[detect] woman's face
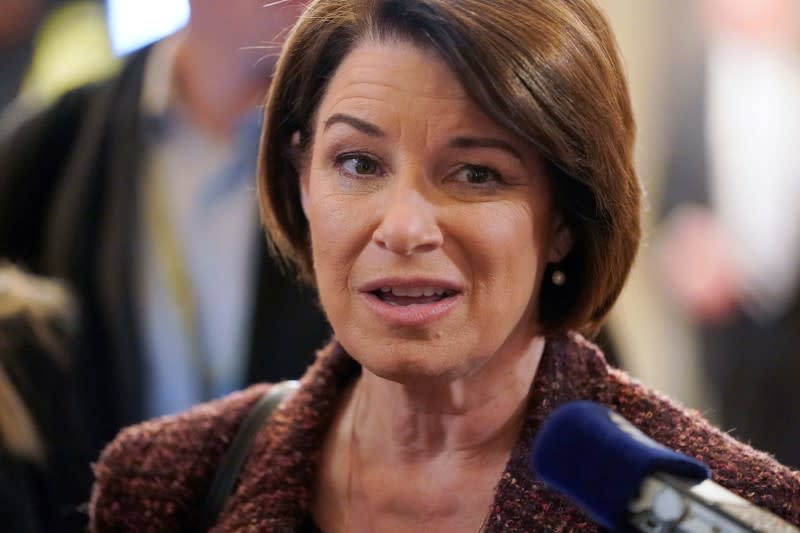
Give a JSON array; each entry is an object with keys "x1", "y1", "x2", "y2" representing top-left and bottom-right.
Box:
[{"x1": 300, "y1": 40, "x2": 570, "y2": 382}]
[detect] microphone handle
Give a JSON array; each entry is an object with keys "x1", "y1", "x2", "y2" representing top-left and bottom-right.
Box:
[{"x1": 627, "y1": 472, "x2": 800, "y2": 533}]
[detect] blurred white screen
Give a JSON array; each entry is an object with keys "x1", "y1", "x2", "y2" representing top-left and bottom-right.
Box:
[{"x1": 107, "y1": 0, "x2": 190, "y2": 56}]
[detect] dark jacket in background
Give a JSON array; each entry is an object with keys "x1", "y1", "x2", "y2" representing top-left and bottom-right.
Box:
[
  {"x1": 0, "y1": 45, "x2": 330, "y2": 464},
  {"x1": 90, "y1": 334, "x2": 800, "y2": 532}
]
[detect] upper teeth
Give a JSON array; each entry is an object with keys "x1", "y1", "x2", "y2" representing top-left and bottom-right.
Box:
[{"x1": 380, "y1": 287, "x2": 447, "y2": 297}]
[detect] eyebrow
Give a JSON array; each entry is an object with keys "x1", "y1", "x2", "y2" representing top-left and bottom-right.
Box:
[
  {"x1": 323, "y1": 113, "x2": 385, "y2": 137},
  {"x1": 322, "y1": 113, "x2": 523, "y2": 161},
  {"x1": 450, "y1": 137, "x2": 523, "y2": 161}
]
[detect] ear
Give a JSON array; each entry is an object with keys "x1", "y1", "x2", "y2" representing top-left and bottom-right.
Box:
[{"x1": 548, "y1": 215, "x2": 573, "y2": 263}]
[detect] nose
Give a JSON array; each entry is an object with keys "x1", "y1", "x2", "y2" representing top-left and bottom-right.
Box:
[{"x1": 372, "y1": 180, "x2": 443, "y2": 256}]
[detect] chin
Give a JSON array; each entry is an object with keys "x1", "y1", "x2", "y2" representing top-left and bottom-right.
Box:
[
  {"x1": 367, "y1": 363, "x2": 474, "y2": 386},
  {"x1": 347, "y1": 337, "x2": 484, "y2": 384}
]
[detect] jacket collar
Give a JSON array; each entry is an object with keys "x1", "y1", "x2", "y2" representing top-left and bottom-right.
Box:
[{"x1": 223, "y1": 334, "x2": 608, "y2": 532}]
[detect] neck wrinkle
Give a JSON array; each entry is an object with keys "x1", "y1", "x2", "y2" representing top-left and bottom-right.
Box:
[{"x1": 353, "y1": 336, "x2": 545, "y2": 462}]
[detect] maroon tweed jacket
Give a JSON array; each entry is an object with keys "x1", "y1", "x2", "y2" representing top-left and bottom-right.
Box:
[{"x1": 90, "y1": 333, "x2": 800, "y2": 532}]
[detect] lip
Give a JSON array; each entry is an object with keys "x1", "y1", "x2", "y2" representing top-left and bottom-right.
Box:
[
  {"x1": 358, "y1": 277, "x2": 464, "y2": 294},
  {"x1": 357, "y1": 276, "x2": 464, "y2": 327}
]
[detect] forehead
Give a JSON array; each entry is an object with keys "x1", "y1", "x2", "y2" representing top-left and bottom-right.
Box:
[
  {"x1": 316, "y1": 39, "x2": 497, "y2": 130},
  {"x1": 329, "y1": 39, "x2": 466, "y2": 97},
  {"x1": 320, "y1": 40, "x2": 480, "y2": 121}
]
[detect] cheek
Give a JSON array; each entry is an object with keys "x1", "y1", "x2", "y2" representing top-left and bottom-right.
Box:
[
  {"x1": 307, "y1": 196, "x2": 352, "y2": 280},
  {"x1": 304, "y1": 178, "x2": 376, "y2": 309},
  {"x1": 459, "y1": 201, "x2": 549, "y2": 317}
]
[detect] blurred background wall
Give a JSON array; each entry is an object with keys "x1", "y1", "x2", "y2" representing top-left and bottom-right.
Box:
[
  {"x1": 603, "y1": 0, "x2": 800, "y2": 472},
  {"x1": 599, "y1": 0, "x2": 713, "y2": 414}
]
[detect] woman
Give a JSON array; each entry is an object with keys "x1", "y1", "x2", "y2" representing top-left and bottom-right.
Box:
[{"x1": 89, "y1": 0, "x2": 800, "y2": 531}]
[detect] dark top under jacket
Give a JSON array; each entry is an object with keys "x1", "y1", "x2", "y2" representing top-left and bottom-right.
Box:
[{"x1": 90, "y1": 333, "x2": 800, "y2": 532}]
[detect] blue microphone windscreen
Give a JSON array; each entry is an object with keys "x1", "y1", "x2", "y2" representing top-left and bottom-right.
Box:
[{"x1": 531, "y1": 401, "x2": 710, "y2": 530}]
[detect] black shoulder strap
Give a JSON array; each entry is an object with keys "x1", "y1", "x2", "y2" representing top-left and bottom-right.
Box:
[{"x1": 200, "y1": 380, "x2": 300, "y2": 531}]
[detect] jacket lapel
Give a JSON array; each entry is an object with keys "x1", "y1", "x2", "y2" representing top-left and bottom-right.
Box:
[
  {"x1": 97, "y1": 48, "x2": 150, "y2": 427},
  {"x1": 223, "y1": 336, "x2": 607, "y2": 531},
  {"x1": 43, "y1": 48, "x2": 152, "y2": 437}
]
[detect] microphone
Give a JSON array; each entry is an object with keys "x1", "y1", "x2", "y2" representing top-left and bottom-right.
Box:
[{"x1": 531, "y1": 401, "x2": 800, "y2": 532}]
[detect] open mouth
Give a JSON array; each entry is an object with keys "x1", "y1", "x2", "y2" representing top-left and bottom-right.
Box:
[{"x1": 370, "y1": 286, "x2": 458, "y2": 306}]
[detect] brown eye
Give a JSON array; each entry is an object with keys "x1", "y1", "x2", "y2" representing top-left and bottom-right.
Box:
[
  {"x1": 354, "y1": 157, "x2": 377, "y2": 174},
  {"x1": 458, "y1": 165, "x2": 501, "y2": 186},
  {"x1": 338, "y1": 155, "x2": 382, "y2": 176},
  {"x1": 465, "y1": 166, "x2": 493, "y2": 184}
]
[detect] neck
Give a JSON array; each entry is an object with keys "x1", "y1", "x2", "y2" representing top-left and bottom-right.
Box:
[
  {"x1": 172, "y1": 25, "x2": 271, "y2": 137},
  {"x1": 312, "y1": 336, "x2": 546, "y2": 532},
  {"x1": 355, "y1": 335, "x2": 545, "y2": 460}
]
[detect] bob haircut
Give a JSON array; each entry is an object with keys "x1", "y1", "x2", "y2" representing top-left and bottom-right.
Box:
[{"x1": 259, "y1": 0, "x2": 641, "y2": 337}]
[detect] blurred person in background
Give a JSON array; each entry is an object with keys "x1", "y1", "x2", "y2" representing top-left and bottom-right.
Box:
[
  {"x1": 0, "y1": 0, "x2": 329, "y2": 463},
  {"x1": 657, "y1": 0, "x2": 800, "y2": 466},
  {"x1": 0, "y1": 264, "x2": 90, "y2": 532}
]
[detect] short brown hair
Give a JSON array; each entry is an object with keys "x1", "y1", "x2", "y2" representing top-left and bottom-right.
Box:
[{"x1": 259, "y1": 0, "x2": 641, "y2": 336}]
